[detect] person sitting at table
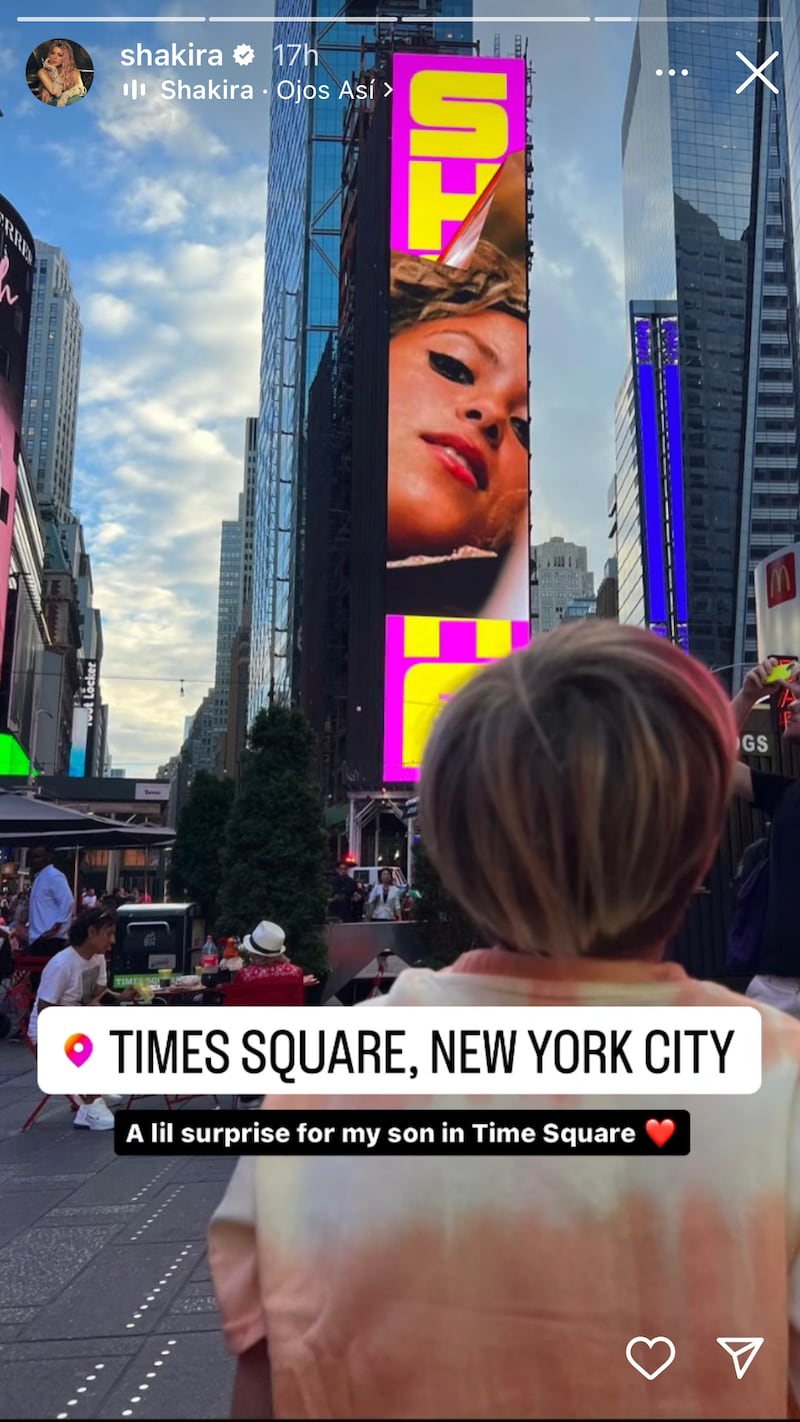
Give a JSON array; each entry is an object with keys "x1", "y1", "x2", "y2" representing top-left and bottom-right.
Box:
[
  {"x1": 233, "y1": 922, "x2": 318, "y2": 1107},
  {"x1": 27, "y1": 844, "x2": 74, "y2": 958},
  {"x1": 27, "y1": 907, "x2": 137, "y2": 1131},
  {"x1": 232, "y1": 921, "x2": 317, "y2": 1007}
]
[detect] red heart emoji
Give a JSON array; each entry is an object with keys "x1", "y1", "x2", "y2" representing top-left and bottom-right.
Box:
[{"x1": 646, "y1": 1118, "x2": 676, "y2": 1148}]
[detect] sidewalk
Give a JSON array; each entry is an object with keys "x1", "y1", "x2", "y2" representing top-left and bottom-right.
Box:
[{"x1": 0, "y1": 1041, "x2": 236, "y2": 1420}]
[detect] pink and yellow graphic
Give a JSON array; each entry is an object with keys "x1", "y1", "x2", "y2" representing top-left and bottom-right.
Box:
[
  {"x1": 384, "y1": 615, "x2": 530, "y2": 783},
  {"x1": 390, "y1": 54, "x2": 527, "y2": 261}
]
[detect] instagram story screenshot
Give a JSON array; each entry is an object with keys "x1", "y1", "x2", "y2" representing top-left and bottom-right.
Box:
[{"x1": 0, "y1": 0, "x2": 799, "y2": 1418}]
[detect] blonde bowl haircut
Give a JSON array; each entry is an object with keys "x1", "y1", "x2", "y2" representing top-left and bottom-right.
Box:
[
  {"x1": 390, "y1": 240, "x2": 527, "y2": 337},
  {"x1": 418, "y1": 621, "x2": 738, "y2": 960}
]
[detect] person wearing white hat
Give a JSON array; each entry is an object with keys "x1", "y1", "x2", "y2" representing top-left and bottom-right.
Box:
[
  {"x1": 231, "y1": 921, "x2": 318, "y2": 1107},
  {"x1": 233, "y1": 921, "x2": 307, "y2": 1005}
]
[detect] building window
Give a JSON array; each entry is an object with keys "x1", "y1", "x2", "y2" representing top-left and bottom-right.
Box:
[{"x1": 0, "y1": 490, "x2": 9, "y2": 524}]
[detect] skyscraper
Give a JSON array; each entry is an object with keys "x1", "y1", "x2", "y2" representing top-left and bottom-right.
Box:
[
  {"x1": 0, "y1": 193, "x2": 35, "y2": 704},
  {"x1": 249, "y1": 0, "x2": 472, "y2": 722},
  {"x1": 212, "y1": 517, "x2": 243, "y2": 738},
  {"x1": 21, "y1": 242, "x2": 82, "y2": 522},
  {"x1": 212, "y1": 419, "x2": 257, "y2": 740},
  {"x1": 240, "y1": 416, "x2": 257, "y2": 611},
  {"x1": 619, "y1": 0, "x2": 800, "y2": 680},
  {"x1": 531, "y1": 537, "x2": 595, "y2": 635},
  {"x1": 782, "y1": 0, "x2": 800, "y2": 356}
]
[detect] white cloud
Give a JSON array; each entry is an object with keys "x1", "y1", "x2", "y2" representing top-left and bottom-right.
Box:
[
  {"x1": 69, "y1": 170, "x2": 264, "y2": 771},
  {"x1": 84, "y1": 292, "x2": 137, "y2": 335},
  {"x1": 552, "y1": 155, "x2": 626, "y2": 302},
  {"x1": 122, "y1": 175, "x2": 189, "y2": 232},
  {"x1": 96, "y1": 82, "x2": 227, "y2": 158}
]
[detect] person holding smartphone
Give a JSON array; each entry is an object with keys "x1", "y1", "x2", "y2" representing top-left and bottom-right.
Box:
[{"x1": 27, "y1": 907, "x2": 137, "y2": 1131}]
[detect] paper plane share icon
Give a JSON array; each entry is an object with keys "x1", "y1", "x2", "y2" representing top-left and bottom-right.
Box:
[{"x1": 716, "y1": 1337, "x2": 764, "y2": 1379}]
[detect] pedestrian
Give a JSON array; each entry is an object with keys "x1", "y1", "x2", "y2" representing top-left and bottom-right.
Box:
[
  {"x1": 27, "y1": 844, "x2": 74, "y2": 958},
  {"x1": 327, "y1": 865, "x2": 357, "y2": 922},
  {"x1": 208, "y1": 621, "x2": 800, "y2": 1420},
  {"x1": 28, "y1": 907, "x2": 137, "y2": 1130},
  {"x1": 80, "y1": 884, "x2": 98, "y2": 910},
  {"x1": 350, "y1": 878, "x2": 366, "y2": 922},
  {"x1": 729, "y1": 656, "x2": 800, "y2": 1017},
  {"x1": 366, "y1": 869, "x2": 402, "y2": 922}
]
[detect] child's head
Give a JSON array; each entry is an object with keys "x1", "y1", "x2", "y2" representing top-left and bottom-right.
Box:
[{"x1": 419, "y1": 621, "x2": 737, "y2": 960}]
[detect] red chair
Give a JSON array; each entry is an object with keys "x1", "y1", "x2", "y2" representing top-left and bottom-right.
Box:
[
  {"x1": 218, "y1": 971, "x2": 306, "y2": 1008},
  {"x1": 21, "y1": 1032, "x2": 80, "y2": 1133},
  {"x1": 123, "y1": 1092, "x2": 221, "y2": 1110}
]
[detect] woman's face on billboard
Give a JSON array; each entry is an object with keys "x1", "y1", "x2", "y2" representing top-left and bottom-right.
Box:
[{"x1": 388, "y1": 309, "x2": 529, "y2": 560}]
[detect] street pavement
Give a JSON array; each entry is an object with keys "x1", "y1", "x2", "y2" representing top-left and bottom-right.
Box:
[{"x1": 0, "y1": 1040, "x2": 237, "y2": 1420}]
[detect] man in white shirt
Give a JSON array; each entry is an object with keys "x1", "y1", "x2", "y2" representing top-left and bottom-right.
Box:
[
  {"x1": 28, "y1": 844, "x2": 75, "y2": 958},
  {"x1": 367, "y1": 870, "x2": 403, "y2": 922},
  {"x1": 28, "y1": 907, "x2": 136, "y2": 1130}
]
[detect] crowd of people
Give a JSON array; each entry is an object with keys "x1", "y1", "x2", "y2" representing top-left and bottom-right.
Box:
[{"x1": 327, "y1": 865, "x2": 412, "y2": 922}]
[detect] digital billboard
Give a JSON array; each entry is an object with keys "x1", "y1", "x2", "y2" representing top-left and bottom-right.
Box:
[
  {"x1": 385, "y1": 54, "x2": 530, "y2": 783},
  {"x1": 630, "y1": 306, "x2": 689, "y2": 652},
  {"x1": 69, "y1": 705, "x2": 89, "y2": 777},
  {"x1": 0, "y1": 196, "x2": 34, "y2": 665}
]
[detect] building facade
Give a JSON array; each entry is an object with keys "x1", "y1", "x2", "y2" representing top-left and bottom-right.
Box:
[
  {"x1": 531, "y1": 537, "x2": 595, "y2": 635},
  {"x1": 54, "y1": 514, "x2": 106, "y2": 777},
  {"x1": 21, "y1": 242, "x2": 82, "y2": 523},
  {"x1": 596, "y1": 557, "x2": 619, "y2": 620},
  {"x1": 212, "y1": 517, "x2": 244, "y2": 737},
  {"x1": 620, "y1": 0, "x2": 800, "y2": 679},
  {"x1": 782, "y1": 0, "x2": 800, "y2": 360},
  {"x1": 241, "y1": 417, "x2": 257, "y2": 610},
  {"x1": 211, "y1": 417, "x2": 257, "y2": 765},
  {"x1": 614, "y1": 362, "x2": 647, "y2": 628},
  {"x1": 249, "y1": 0, "x2": 472, "y2": 722},
  {"x1": 0, "y1": 440, "x2": 49, "y2": 764},
  {"x1": 0, "y1": 194, "x2": 35, "y2": 666}
]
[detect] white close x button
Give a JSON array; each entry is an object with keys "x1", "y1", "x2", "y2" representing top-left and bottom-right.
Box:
[{"x1": 735, "y1": 50, "x2": 780, "y2": 95}]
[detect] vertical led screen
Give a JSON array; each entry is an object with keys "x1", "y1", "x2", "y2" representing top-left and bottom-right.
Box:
[
  {"x1": 631, "y1": 306, "x2": 689, "y2": 653},
  {"x1": 385, "y1": 54, "x2": 531, "y2": 783},
  {"x1": 0, "y1": 197, "x2": 34, "y2": 664}
]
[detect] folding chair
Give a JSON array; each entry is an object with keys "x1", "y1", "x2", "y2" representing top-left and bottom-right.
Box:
[
  {"x1": 123, "y1": 1093, "x2": 221, "y2": 1110},
  {"x1": 21, "y1": 1032, "x2": 80, "y2": 1133}
]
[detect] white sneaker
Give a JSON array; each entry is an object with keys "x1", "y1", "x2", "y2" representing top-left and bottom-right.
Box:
[
  {"x1": 104, "y1": 1095, "x2": 124, "y2": 1107},
  {"x1": 74, "y1": 1101, "x2": 115, "y2": 1131}
]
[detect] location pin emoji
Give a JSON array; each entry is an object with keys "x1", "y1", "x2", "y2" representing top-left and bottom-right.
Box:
[{"x1": 64, "y1": 1033, "x2": 93, "y2": 1067}]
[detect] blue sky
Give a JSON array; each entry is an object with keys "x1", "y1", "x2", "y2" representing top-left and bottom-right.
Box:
[{"x1": 0, "y1": 1, "x2": 634, "y2": 775}]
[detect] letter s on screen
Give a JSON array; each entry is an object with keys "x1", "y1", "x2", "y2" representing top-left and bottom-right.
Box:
[{"x1": 409, "y1": 71, "x2": 509, "y2": 158}]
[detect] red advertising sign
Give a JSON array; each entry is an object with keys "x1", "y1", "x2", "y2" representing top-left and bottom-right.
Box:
[{"x1": 766, "y1": 550, "x2": 797, "y2": 608}]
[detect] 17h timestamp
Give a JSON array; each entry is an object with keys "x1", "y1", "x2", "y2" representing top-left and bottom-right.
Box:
[{"x1": 273, "y1": 43, "x2": 318, "y2": 67}]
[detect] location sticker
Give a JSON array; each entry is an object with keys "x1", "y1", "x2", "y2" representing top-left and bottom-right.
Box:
[{"x1": 64, "y1": 1032, "x2": 94, "y2": 1067}]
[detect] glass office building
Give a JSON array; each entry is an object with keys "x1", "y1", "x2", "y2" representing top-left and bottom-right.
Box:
[
  {"x1": 620, "y1": 0, "x2": 800, "y2": 679},
  {"x1": 783, "y1": 0, "x2": 800, "y2": 358},
  {"x1": 250, "y1": 0, "x2": 471, "y2": 716},
  {"x1": 249, "y1": 0, "x2": 472, "y2": 720}
]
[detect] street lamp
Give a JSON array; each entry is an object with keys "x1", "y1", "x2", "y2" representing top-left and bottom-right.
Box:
[{"x1": 26, "y1": 708, "x2": 53, "y2": 798}]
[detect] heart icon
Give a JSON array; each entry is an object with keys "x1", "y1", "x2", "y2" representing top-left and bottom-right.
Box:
[
  {"x1": 645, "y1": 1118, "x2": 676, "y2": 1148},
  {"x1": 626, "y1": 1336, "x2": 676, "y2": 1380}
]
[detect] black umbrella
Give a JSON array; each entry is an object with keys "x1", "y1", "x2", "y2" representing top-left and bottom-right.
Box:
[{"x1": 0, "y1": 791, "x2": 175, "y2": 848}]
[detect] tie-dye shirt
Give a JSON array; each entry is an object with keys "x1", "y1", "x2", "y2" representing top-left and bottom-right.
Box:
[{"x1": 208, "y1": 951, "x2": 800, "y2": 1418}]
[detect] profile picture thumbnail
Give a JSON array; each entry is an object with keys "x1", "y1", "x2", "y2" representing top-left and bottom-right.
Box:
[{"x1": 26, "y1": 38, "x2": 94, "y2": 108}]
